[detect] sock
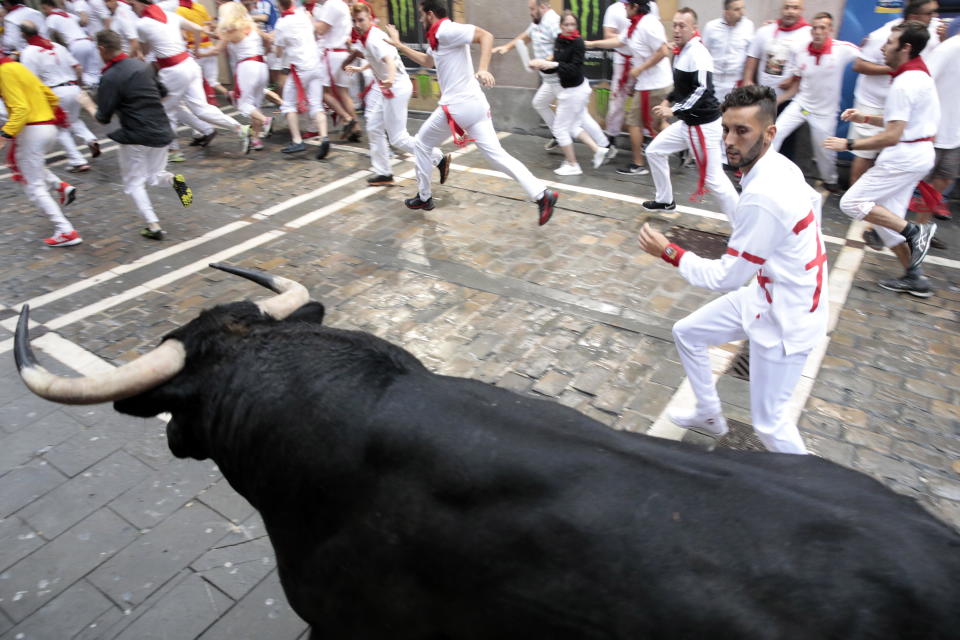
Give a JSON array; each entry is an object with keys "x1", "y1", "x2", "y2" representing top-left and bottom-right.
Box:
[{"x1": 901, "y1": 222, "x2": 919, "y2": 240}]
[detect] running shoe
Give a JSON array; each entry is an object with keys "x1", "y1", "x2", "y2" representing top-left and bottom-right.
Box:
[
  {"x1": 172, "y1": 174, "x2": 192, "y2": 207},
  {"x1": 239, "y1": 124, "x2": 252, "y2": 155},
  {"x1": 616, "y1": 163, "x2": 650, "y2": 176},
  {"x1": 57, "y1": 182, "x2": 76, "y2": 206},
  {"x1": 315, "y1": 139, "x2": 330, "y2": 160},
  {"x1": 878, "y1": 273, "x2": 933, "y2": 298},
  {"x1": 67, "y1": 164, "x2": 90, "y2": 173},
  {"x1": 196, "y1": 131, "x2": 217, "y2": 147},
  {"x1": 251, "y1": 138, "x2": 265, "y2": 151},
  {"x1": 282, "y1": 141, "x2": 306, "y2": 153},
  {"x1": 140, "y1": 227, "x2": 165, "y2": 240},
  {"x1": 669, "y1": 408, "x2": 729, "y2": 437},
  {"x1": 537, "y1": 190, "x2": 558, "y2": 226},
  {"x1": 554, "y1": 162, "x2": 583, "y2": 176},
  {"x1": 642, "y1": 200, "x2": 676, "y2": 212},
  {"x1": 44, "y1": 229, "x2": 82, "y2": 247},
  {"x1": 404, "y1": 195, "x2": 435, "y2": 210},
  {"x1": 168, "y1": 151, "x2": 186, "y2": 163},
  {"x1": 261, "y1": 116, "x2": 273, "y2": 138},
  {"x1": 907, "y1": 222, "x2": 937, "y2": 271},
  {"x1": 87, "y1": 140, "x2": 101, "y2": 158},
  {"x1": 544, "y1": 138, "x2": 559, "y2": 151},
  {"x1": 367, "y1": 174, "x2": 394, "y2": 186},
  {"x1": 862, "y1": 228, "x2": 884, "y2": 251}
]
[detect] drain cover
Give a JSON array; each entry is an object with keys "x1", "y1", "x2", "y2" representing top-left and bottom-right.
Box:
[
  {"x1": 728, "y1": 349, "x2": 750, "y2": 381},
  {"x1": 664, "y1": 226, "x2": 731, "y2": 260}
]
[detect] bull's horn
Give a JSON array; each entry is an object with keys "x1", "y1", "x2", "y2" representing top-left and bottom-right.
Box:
[
  {"x1": 14, "y1": 305, "x2": 186, "y2": 405},
  {"x1": 209, "y1": 263, "x2": 309, "y2": 320}
]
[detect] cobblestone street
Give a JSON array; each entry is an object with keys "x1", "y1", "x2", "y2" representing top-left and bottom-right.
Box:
[{"x1": 0, "y1": 111, "x2": 957, "y2": 638}]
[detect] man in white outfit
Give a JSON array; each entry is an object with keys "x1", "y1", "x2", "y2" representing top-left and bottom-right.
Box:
[
  {"x1": 18, "y1": 21, "x2": 100, "y2": 172},
  {"x1": 39, "y1": 0, "x2": 100, "y2": 86},
  {"x1": 492, "y1": 0, "x2": 560, "y2": 150},
  {"x1": 742, "y1": 0, "x2": 810, "y2": 99},
  {"x1": 386, "y1": 1, "x2": 558, "y2": 225},
  {"x1": 772, "y1": 12, "x2": 858, "y2": 193},
  {"x1": 826, "y1": 21, "x2": 939, "y2": 297},
  {"x1": 104, "y1": 0, "x2": 141, "y2": 56},
  {"x1": 131, "y1": 0, "x2": 250, "y2": 155},
  {"x1": 701, "y1": 0, "x2": 753, "y2": 103},
  {"x1": 639, "y1": 85, "x2": 827, "y2": 455},
  {"x1": 643, "y1": 8, "x2": 739, "y2": 217},
  {"x1": 345, "y1": 2, "x2": 448, "y2": 187},
  {"x1": 314, "y1": 0, "x2": 358, "y2": 137},
  {"x1": 1, "y1": 0, "x2": 49, "y2": 54}
]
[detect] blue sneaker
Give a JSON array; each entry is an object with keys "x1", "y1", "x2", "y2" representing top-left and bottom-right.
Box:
[{"x1": 282, "y1": 141, "x2": 306, "y2": 153}]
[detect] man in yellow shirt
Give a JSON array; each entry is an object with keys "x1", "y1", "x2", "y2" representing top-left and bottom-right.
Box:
[
  {"x1": 0, "y1": 54, "x2": 81, "y2": 246},
  {"x1": 177, "y1": 0, "x2": 227, "y2": 103}
]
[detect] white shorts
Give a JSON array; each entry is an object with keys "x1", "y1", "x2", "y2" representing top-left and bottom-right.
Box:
[{"x1": 319, "y1": 49, "x2": 351, "y2": 88}]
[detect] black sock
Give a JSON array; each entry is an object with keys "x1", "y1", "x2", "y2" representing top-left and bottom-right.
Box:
[{"x1": 901, "y1": 222, "x2": 919, "y2": 240}]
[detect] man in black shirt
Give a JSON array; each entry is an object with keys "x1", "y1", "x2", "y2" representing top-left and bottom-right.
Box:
[
  {"x1": 643, "y1": 7, "x2": 738, "y2": 216},
  {"x1": 94, "y1": 29, "x2": 192, "y2": 240}
]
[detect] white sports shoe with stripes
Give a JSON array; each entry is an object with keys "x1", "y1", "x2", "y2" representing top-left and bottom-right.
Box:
[{"x1": 669, "y1": 409, "x2": 729, "y2": 437}]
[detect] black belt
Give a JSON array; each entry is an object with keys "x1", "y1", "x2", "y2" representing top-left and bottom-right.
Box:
[{"x1": 52, "y1": 81, "x2": 78, "y2": 88}]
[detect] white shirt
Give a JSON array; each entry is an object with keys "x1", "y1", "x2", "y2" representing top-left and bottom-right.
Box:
[
  {"x1": 65, "y1": 0, "x2": 107, "y2": 38},
  {"x1": 19, "y1": 42, "x2": 78, "y2": 87},
  {"x1": 790, "y1": 39, "x2": 859, "y2": 116},
  {"x1": 2, "y1": 5, "x2": 49, "y2": 53},
  {"x1": 137, "y1": 10, "x2": 190, "y2": 59},
  {"x1": 526, "y1": 8, "x2": 560, "y2": 83},
  {"x1": 316, "y1": 0, "x2": 351, "y2": 49},
  {"x1": 228, "y1": 28, "x2": 266, "y2": 61},
  {"x1": 853, "y1": 18, "x2": 942, "y2": 111},
  {"x1": 878, "y1": 65, "x2": 940, "y2": 169},
  {"x1": 747, "y1": 22, "x2": 811, "y2": 96},
  {"x1": 602, "y1": 2, "x2": 631, "y2": 58},
  {"x1": 355, "y1": 26, "x2": 405, "y2": 83},
  {"x1": 702, "y1": 16, "x2": 755, "y2": 82},
  {"x1": 273, "y1": 9, "x2": 320, "y2": 71},
  {"x1": 428, "y1": 20, "x2": 485, "y2": 107},
  {"x1": 46, "y1": 10, "x2": 89, "y2": 45},
  {"x1": 111, "y1": 1, "x2": 140, "y2": 51},
  {"x1": 928, "y1": 35, "x2": 959, "y2": 149},
  {"x1": 677, "y1": 150, "x2": 827, "y2": 355},
  {"x1": 617, "y1": 13, "x2": 672, "y2": 91}
]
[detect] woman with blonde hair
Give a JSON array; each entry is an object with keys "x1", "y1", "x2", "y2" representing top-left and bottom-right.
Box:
[{"x1": 198, "y1": 0, "x2": 272, "y2": 148}]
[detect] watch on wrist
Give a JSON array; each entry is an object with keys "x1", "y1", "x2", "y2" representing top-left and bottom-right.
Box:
[
  {"x1": 846, "y1": 138, "x2": 855, "y2": 151},
  {"x1": 0, "y1": 131, "x2": 13, "y2": 139}
]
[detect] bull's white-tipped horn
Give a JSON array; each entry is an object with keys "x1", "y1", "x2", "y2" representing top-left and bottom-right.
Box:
[
  {"x1": 209, "y1": 262, "x2": 309, "y2": 320},
  {"x1": 14, "y1": 306, "x2": 186, "y2": 405}
]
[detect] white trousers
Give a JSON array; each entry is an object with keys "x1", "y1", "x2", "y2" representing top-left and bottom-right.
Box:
[
  {"x1": 281, "y1": 65, "x2": 324, "y2": 116},
  {"x1": 68, "y1": 38, "x2": 100, "y2": 86},
  {"x1": 772, "y1": 101, "x2": 839, "y2": 184},
  {"x1": 414, "y1": 100, "x2": 546, "y2": 202},
  {"x1": 551, "y1": 79, "x2": 607, "y2": 149},
  {"x1": 605, "y1": 54, "x2": 630, "y2": 136},
  {"x1": 235, "y1": 59, "x2": 268, "y2": 117},
  {"x1": 160, "y1": 58, "x2": 240, "y2": 141},
  {"x1": 531, "y1": 80, "x2": 560, "y2": 129},
  {"x1": 366, "y1": 74, "x2": 440, "y2": 177},
  {"x1": 197, "y1": 54, "x2": 221, "y2": 88},
  {"x1": 673, "y1": 288, "x2": 810, "y2": 455},
  {"x1": 840, "y1": 157, "x2": 934, "y2": 248},
  {"x1": 118, "y1": 144, "x2": 173, "y2": 225},
  {"x1": 14, "y1": 124, "x2": 74, "y2": 235},
  {"x1": 646, "y1": 117, "x2": 739, "y2": 217},
  {"x1": 52, "y1": 84, "x2": 95, "y2": 166}
]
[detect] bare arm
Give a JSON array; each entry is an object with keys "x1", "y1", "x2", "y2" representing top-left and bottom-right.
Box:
[
  {"x1": 586, "y1": 35, "x2": 623, "y2": 49},
  {"x1": 742, "y1": 56, "x2": 758, "y2": 85},
  {"x1": 384, "y1": 23, "x2": 434, "y2": 68},
  {"x1": 315, "y1": 20, "x2": 330, "y2": 36},
  {"x1": 474, "y1": 25, "x2": 494, "y2": 87},
  {"x1": 852, "y1": 58, "x2": 892, "y2": 76},
  {"x1": 776, "y1": 75, "x2": 799, "y2": 104},
  {"x1": 824, "y1": 113, "x2": 906, "y2": 151},
  {"x1": 492, "y1": 30, "x2": 530, "y2": 55},
  {"x1": 629, "y1": 43, "x2": 669, "y2": 78}
]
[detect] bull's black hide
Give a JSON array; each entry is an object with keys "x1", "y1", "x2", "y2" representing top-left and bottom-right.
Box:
[{"x1": 115, "y1": 301, "x2": 960, "y2": 640}]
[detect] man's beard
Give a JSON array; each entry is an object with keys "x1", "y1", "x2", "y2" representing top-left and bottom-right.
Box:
[{"x1": 726, "y1": 135, "x2": 766, "y2": 169}]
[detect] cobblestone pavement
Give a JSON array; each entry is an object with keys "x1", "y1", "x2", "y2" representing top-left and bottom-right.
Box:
[{"x1": 0, "y1": 109, "x2": 957, "y2": 639}]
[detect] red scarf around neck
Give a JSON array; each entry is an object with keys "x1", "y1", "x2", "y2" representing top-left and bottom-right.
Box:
[
  {"x1": 426, "y1": 17, "x2": 448, "y2": 50},
  {"x1": 179, "y1": 0, "x2": 193, "y2": 8},
  {"x1": 626, "y1": 13, "x2": 644, "y2": 38},
  {"x1": 355, "y1": 25, "x2": 378, "y2": 47},
  {"x1": 5, "y1": 4, "x2": 23, "y2": 12},
  {"x1": 101, "y1": 51, "x2": 128, "y2": 72},
  {"x1": 48, "y1": 10, "x2": 70, "y2": 18},
  {"x1": 776, "y1": 17, "x2": 808, "y2": 33},
  {"x1": 142, "y1": 4, "x2": 168, "y2": 22},
  {"x1": 27, "y1": 35, "x2": 54, "y2": 50},
  {"x1": 558, "y1": 29, "x2": 581, "y2": 41},
  {"x1": 890, "y1": 55, "x2": 930, "y2": 78},
  {"x1": 807, "y1": 37, "x2": 832, "y2": 64},
  {"x1": 303, "y1": 1, "x2": 316, "y2": 14},
  {"x1": 280, "y1": 7, "x2": 296, "y2": 16},
  {"x1": 673, "y1": 32, "x2": 700, "y2": 56},
  {"x1": 0, "y1": 56, "x2": 14, "y2": 64}
]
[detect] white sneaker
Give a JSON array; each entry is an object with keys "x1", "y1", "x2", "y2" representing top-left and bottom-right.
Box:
[
  {"x1": 592, "y1": 148, "x2": 608, "y2": 169},
  {"x1": 668, "y1": 408, "x2": 729, "y2": 437},
  {"x1": 554, "y1": 162, "x2": 583, "y2": 176},
  {"x1": 605, "y1": 145, "x2": 618, "y2": 161}
]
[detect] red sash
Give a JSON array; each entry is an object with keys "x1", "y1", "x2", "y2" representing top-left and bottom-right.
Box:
[
  {"x1": 442, "y1": 105, "x2": 475, "y2": 148},
  {"x1": 156, "y1": 51, "x2": 189, "y2": 68},
  {"x1": 686, "y1": 124, "x2": 708, "y2": 202},
  {"x1": 289, "y1": 64, "x2": 308, "y2": 113},
  {"x1": 232, "y1": 55, "x2": 265, "y2": 100}
]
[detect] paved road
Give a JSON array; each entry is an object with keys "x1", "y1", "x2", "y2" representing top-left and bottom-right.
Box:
[{"x1": 0, "y1": 110, "x2": 957, "y2": 639}]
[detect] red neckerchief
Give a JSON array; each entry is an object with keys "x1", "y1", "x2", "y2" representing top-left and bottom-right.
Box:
[
  {"x1": 48, "y1": 10, "x2": 70, "y2": 18},
  {"x1": 5, "y1": 4, "x2": 23, "y2": 12},
  {"x1": 426, "y1": 17, "x2": 447, "y2": 50},
  {"x1": 26, "y1": 35, "x2": 55, "y2": 50},
  {"x1": 101, "y1": 51, "x2": 128, "y2": 72},
  {"x1": 776, "y1": 17, "x2": 808, "y2": 34},
  {"x1": 558, "y1": 29, "x2": 581, "y2": 41},
  {"x1": 673, "y1": 32, "x2": 700, "y2": 56},
  {"x1": 178, "y1": 0, "x2": 192, "y2": 8},
  {"x1": 626, "y1": 13, "x2": 644, "y2": 38},
  {"x1": 0, "y1": 56, "x2": 15, "y2": 64},
  {"x1": 304, "y1": 1, "x2": 315, "y2": 15},
  {"x1": 280, "y1": 8, "x2": 295, "y2": 16},
  {"x1": 807, "y1": 37, "x2": 832, "y2": 64},
  {"x1": 355, "y1": 25, "x2": 375, "y2": 47},
  {"x1": 142, "y1": 4, "x2": 168, "y2": 22},
  {"x1": 890, "y1": 55, "x2": 930, "y2": 78}
]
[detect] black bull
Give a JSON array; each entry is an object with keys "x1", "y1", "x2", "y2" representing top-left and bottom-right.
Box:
[{"x1": 14, "y1": 265, "x2": 960, "y2": 639}]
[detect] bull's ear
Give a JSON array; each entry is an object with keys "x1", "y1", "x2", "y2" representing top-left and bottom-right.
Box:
[{"x1": 285, "y1": 301, "x2": 325, "y2": 325}]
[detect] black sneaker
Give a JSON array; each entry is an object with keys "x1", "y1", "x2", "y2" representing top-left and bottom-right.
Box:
[
  {"x1": 537, "y1": 190, "x2": 558, "y2": 226},
  {"x1": 862, "y1": 228, "x2": 884, "y2": 251},
  {"x1": 544, "y1": 138, "x2": 559, "y2": 151},
  {"x1": 341, "y1": 118, "x2": 358, "y2": 140},
  {"x1": 315, "y1": 139, "x2": 330, "y2": 160},
  {"x1": 437, "y1": 153, "x2": 452, "y2": 185},
  {"x1": 642, "y1": 200, "x2": 676, "y2": 212},
  {"x1": 347, "y1": 131, "x2": 362, "y2": 143},
  {"x1": 189, "y1": 135, "x2": 205, "y2": 146},
  {"x1": 878, "y1": 273, "x2": 933, "y2": 298},
  {"x1": 404, "y1": 195, "x2": 435, "y2": 211},
  {"x1": 140, "y1": 227, "x2": 165, "y2": 240},
  {"x1": 282, "y1": 141, "x2": 306, "y2": 153},
  {"x1": 196, "y1": 131, "x2": 217, "y2": 148},
  {"x1": 616, "y1": 163, "x2": 650, "y2": 176},
  {"x1": 172, "y1": 174, "x2": 192, "y2": 207},
  {"x1": 907, "y1": 222, "x2": 937, "y2": 271},
  {"x1": 87, "y1": 140, "x2": 101, "y2": 158},
  {"x1": 367, "y1": 174, "x2": 394, "y2": 186},
  {"x1": 822, "y1": 182, "x2": 844, "y2": 195}
]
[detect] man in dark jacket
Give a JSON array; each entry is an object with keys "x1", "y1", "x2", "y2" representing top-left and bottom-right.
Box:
[
  {"x1": 94, "y1": 28, "x2": 191, "y2": 240},
  {"x1": 643, "y1": 7, "x2": 738, "y2": 217}
]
